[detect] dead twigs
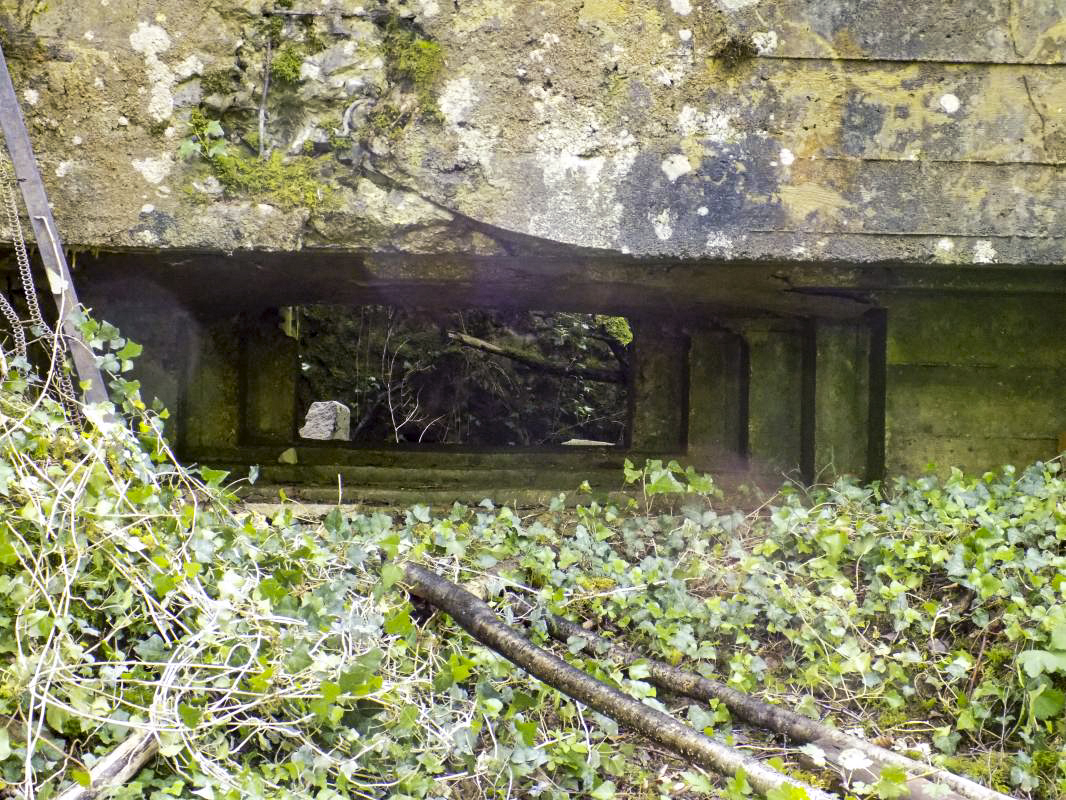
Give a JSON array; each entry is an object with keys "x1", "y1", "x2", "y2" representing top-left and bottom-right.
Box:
[
  {"x1": 401, "y1": 562, "x2": 835, "y2": 800},
  {"x1": 55, "y1": 733, "x2": 158, "y2": 800},
  {"x1": 537, "y1": 609, "x2": 1018, "y2": 800}
]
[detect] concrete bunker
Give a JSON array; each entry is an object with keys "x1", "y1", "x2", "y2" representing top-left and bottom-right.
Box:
[{"x1": 63, "y1": 246, "x2": 903, "y2": 501}]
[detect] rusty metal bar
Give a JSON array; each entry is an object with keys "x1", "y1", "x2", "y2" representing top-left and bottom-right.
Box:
[{"x1": 0, "y1": 42, "x2": 109, "y2": 406}]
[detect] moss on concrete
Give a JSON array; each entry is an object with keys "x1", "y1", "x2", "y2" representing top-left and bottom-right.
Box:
[
  {"x1": 211, "y1": 149, "x2": 331, "y2": 211},
  {"x1": 200, "y1": 68, "x2": 236, "y2": 97},
  {"x1": 270, "y1": 44, "x2": 305, "y2": 85},
  {"x1": 380, "y1": 16, "x2": 445, "y2": 119}
]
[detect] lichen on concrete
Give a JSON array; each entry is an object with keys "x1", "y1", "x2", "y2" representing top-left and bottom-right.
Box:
[{"x1": 0, "y1": 0, "x2": 1064, "y2": 268}]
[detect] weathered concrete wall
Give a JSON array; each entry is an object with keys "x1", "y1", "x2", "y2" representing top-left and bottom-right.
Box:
[
  {"x1": 884, "y1": 294, "x2": 1066, "y2": 475},
  {"x1": 1, "y1": 0, "x2": 1065, "y2": 266}
]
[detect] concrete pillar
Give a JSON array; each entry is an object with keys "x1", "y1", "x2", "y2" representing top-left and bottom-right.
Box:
[
  {"x1": 241, "y1": 309, "x2": 298, "y2": 445},
  {"x1": 813, "y1": 320, "x2": 872, "y2": 480},
  {"x1": 687, "y1": 329, "x2": 746, "y2": 469},
  {"x1": 628, "y1": 320, "x2": 689, "y2": 453},
  {"x1": 181, "y1": 316, "x2": 241, "y2": 457},
  {"x1": 742, "y1": 320, "x2": 811, "y2": 477}
]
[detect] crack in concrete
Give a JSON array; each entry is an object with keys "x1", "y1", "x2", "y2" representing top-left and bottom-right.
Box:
[
  {"x1": 1021, "y1": 75, "x2": 1048, "y2": 150},
  {"x1": 1006, "y1": 0, "x2": 1026, "y2": 59}
]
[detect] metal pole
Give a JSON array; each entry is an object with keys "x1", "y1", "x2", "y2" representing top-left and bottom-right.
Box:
[{"x1": 0, "y1": 41, "x2": 109, "y2": 406}]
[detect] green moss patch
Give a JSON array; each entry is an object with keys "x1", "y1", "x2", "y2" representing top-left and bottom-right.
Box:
[
  {"x1": 270, "y1": 43, "x2": 305, "y2": 84},
  {"x1": 211, "y1": 149, "x2": 331, "y2": 211},
  {"x1": 380, "y1": 16, "x2": 445, "y2": 118}
]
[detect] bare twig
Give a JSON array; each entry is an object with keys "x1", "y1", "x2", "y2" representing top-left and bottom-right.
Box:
[
  {"x1": 400, "y1": 562, "x2": 835, "y2": 800},
  {"x1": 55, "y1": 733, "x2": 158, "y2": 800},
  {"x1": 447, "y1": 331, "x2": 625, "y2": 384},
  {"x1": 258, "y1": 39, "x2": 272, "y2": 158},
  {"x1": 537, "y1": 609, "x2": 1018, "y2": 800}
]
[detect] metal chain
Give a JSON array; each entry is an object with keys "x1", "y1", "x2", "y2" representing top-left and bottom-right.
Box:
[{"x1": 0, "y1": 149, "x2": 84, "y2": 419}]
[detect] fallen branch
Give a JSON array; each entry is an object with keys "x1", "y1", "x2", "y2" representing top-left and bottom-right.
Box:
[
  {"x1": 56, "y1": 732, "x2": 158, "y2": 800},
  {"x1": 401, "y1": 562, "x2": 835, "y2": 800},
  {"x1": 446, "y1": 331, "x2": 625, "y2": 384},
  {"x1": 540, "y1": 611, "x2": 1017, "y2": 800}
]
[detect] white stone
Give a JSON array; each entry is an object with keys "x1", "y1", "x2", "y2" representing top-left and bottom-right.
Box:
[
  {"x1": 972, "y1": 240, "x2": 997, "y2": 264},
  {"x1": 132, "y1": 155, "x2": 173, "y2": 185},
  {"x1": 660, "y1": 153, "x2": 691, "y2": 182},
  {"x1": 652, "y1": 209, "x2": 675, "y2": 240},
  {"x1": 697, "y1": 206, "x2": 709, "y2": 216},
  {"x1": 935, "y1": 238, "x2": 954, "y2": 252},
  {"x1": 72, "y1": 135, "x2": 83, "y2": 146},
  {"x1": 141, "y1": 204, "x2": 155, "y2": 214},
  {"x1": 129, "y1": 22, "x2": 175, "y2": 122},
  {"x1": 678, "y1": 29, "x2": 692, "y2": 43},
  {"x1": 670, "y1": 0, "x2": 692, "y2": 14},
  {"x1": 939, "y1": 93, "x2": 961, "y2": 114},
  {"x1": 175, "y1": 55, "x2": 204, "y2": 79},
  {"x1": 129, "y1": 21, "x2": 171, "y2": 58},
  {"x1": 779, "y1": 147, "x2": 795, "y2": 166},
  {"x1": 717, "y1": 0, "x2": 761, "y2": 9},
  {"x1": 678, "y1": 104, "x2": 737, "y2": 143},
  {"x1": 300, "y1": 401, "x2": 351, "y2": 441},
  {"x1": 55, "y1": 161, "x2": 74, "y2": 178},
  {"x1": 22, "y1": 89, "x2": 39, "y2": 106},
  {"x1": 752, "y1": 30, "x2": 778, "y2": 54}
]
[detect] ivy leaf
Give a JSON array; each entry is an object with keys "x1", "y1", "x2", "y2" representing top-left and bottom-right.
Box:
[
  {"x1": 204, "y1": 119, "x2": 224, "y2": 138},
  {"x1": 1030, "y1": 686, "x2": 1065, "y2": 721},
  {"x1": 152, "y1": 572, "x2": 177, "y2": 597},
  {"x1": 116, "y1": 340, "x2": 143, "y2": 360},
  {"x1": 589, "y1": 781, "x2": 616, "y2": 800},
  {"x1": 0, "y1": 728, "x2": 9, "y2": 761},
  {"x1": 380, "y1": 562, "x2": 403, "y2": 591},
  {"x1": 1050, "y1": 619, "x2": 1066, "y2": 651},
  {"x1": 320, "y1": 681, "x2": 341, "y2": 704},
  {"x1": 71, "y1": 769, "x2": 92, "y2": 788},
  {"x1": 1017, "y1": 650, "x2": 1066, "y2": 678},
  {"x1": 178, "y1": 139, "x2": 200, "y2": 159},
  {"x1": 384, "y1": 607, "x2": 413, "y2": 636},
  {"x1": 514, "y1": 718, "x2": 536, "y2": 746},
  {"x1": 199, "y1": 467, "x2": 229, "y2": 488},
  {"x1": 178, "y1": 703, "x2": 202, "y2": 728}
]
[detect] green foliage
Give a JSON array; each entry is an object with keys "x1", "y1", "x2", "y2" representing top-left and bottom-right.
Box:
[
  {"x1": 179, "y1": 112, "x2": 330, "y2": 211},
  {"x1": 270, "y1": 43, "x2": 305, "y2": 84},
  {"x1": 199, "y1": 68, "x2": 236, "y2": 97},
  {"x1": 211, "y1": 149, "x2": 328, "y2": 210},
  {"x1": 297, "y1": 306, "x2": 630, "y2": 446},
  {"x1": 381, "y1": 16, "x2": 446, "y2": 119},
  {"x1": 596, "y1": 315, "x2": 634, "y2": 346},
  {"x1": 367, "y1": 103, "x2": 409, "y2": 141},
  {"x1": 178, "y1": 109, "x2": 227, "y2": 161}
]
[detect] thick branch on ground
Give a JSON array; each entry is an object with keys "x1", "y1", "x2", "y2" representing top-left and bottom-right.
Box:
[
  {"x1": 56, "y1": 732, "x2": 158, "y2": 800},
  {"x1": 540, "y1": 611, "x2": 1016, "y2": 800},
  {"x1": 401, "y1": 562, "x2": 834, "y2": 800},
  {"x1": 446, "y1": 331, "x2": 624, "y2": 384}
]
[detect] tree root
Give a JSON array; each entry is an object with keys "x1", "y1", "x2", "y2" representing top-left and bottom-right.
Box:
[
  {"x1": 537, "y1": 609, "x2": 1018, "y2": 800},
  {"x1": 402, "y1": 562, "x2": 836, "y2": 799}
]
